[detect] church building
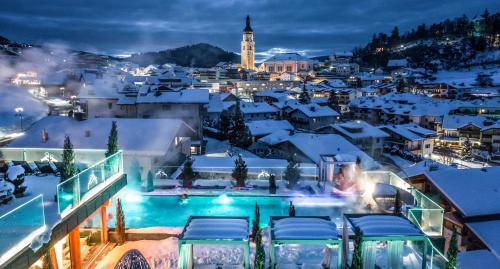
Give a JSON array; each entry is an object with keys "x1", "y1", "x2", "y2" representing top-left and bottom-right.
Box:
[{"x1": 241, "y1": 15, "x2": 255, "y2": 70}]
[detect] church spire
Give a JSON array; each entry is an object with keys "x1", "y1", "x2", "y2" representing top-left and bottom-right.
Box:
[{"x1": 244, "y1": 15, "x2": 253, "y2": 32}]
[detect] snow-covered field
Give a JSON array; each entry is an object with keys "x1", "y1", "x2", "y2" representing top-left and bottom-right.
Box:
[{"x1": 0, "y1": 84, "x2": 48, "y2": 138}]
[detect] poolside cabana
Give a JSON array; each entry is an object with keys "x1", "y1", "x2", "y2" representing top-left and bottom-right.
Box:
[
  {"x1": 342, "y1": 214, "x2": 428, "y2": 269},
  {"x1": 177, "y1": 216, "x2": 250, "y2": 269},
  {"x1": 269, "y1": 216, "x2": 342, "y2": 269}
]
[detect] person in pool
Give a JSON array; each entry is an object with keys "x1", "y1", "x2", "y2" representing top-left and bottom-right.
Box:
[{"x1": 181, "y1": 193, "x2": 188, "y2": 199}]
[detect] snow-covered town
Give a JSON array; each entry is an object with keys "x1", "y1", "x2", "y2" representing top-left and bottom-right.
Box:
[{"x1": 0, "y1": 2, "x2": 499, "y2": 269}]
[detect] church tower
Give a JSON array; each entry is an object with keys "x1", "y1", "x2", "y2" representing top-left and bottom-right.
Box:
[{"x1": 241, "y1": 15, "x2": 255, "y2": 70}]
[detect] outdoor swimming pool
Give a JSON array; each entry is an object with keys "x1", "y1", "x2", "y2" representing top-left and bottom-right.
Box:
[{"x1": 110, "y1": 193, "x2": 361, "y2": 228}]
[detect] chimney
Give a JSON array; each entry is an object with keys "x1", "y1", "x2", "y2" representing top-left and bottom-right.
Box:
[{"x1": 85, "y1": 130, "x2": 91, "y2": 137}]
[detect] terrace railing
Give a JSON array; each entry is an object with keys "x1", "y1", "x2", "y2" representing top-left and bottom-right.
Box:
[
  {"x1": 0, "y1": 195, "x2": 46, "y2": 266},
  {"x1": 361, "y1": 171, "x2": 444, "y2": 237},
  {"x1": 0, "y1": 148, "x2": 107, "y2": 166},
  {"x1": 57, "y1": 151, "x2": 123, "y2": 217},
  {"x1": 151, "y1": 165, "x2": 319, "y2": 181}
]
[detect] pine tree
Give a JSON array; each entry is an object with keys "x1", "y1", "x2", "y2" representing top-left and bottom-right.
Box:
[
  {"x1": 269, "y1": 174, "x2": 277, "y2": 194},
  {"x1": 229, "y1": 102, "x2": 250, "y2": 147},
  {"x1": 182, "y1": 157, "x2": 195, "y2": 188},
  {"x1": 284, "y1": 159, "x2": 301, "y2": 189},
  {"x1": 461, "y1": 137, "x2": 472, "y2": 160},
  {"x1": 446, "y1": 228, "x2": 458, "y2": 269},
  {"x1": 251, "y1": 202, "x2": 260, "y2": 241},
  {"x1": 219, "y1": 110, "x2": 231, "y2": 138},
  {"x1": 288, "y1": 201, "x2": 296, "y2": 216},
  {"x1": 116, "y1": 198, "x2": 126, "y2": 245},
  {"x1": 298, "y1": 83, "x2": 310, "y2": 104},
  {"x1": 393, "y1": 190, "x2": 401, "y2": 215},
  {"x1": 232, "y1": 155, "x2": 248, "y2": 187},
  {"x1": 146, "y1": 171, "x2": 154, "y2": 192},
  {"x1": 254, "y1": 230, "x2": 265, "y2": 269},
  {"x1": 351, "y1": 227, "x2": 363, "y2": 269},
  {"x1": 61, "y1": 135, "x2": 77, "y2": 182},
  {"x1": 105, "y1": 121, "x2": 119, "y2": 157},
  {"x1": 327, "y1": 90, "x2": 340, "y2": 112}
]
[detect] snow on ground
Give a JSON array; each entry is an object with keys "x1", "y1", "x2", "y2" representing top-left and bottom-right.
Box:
[
  {"x1": 382, "y1": 153, "x2": 414, "y2": 170},
  {"x1": 433, "y1": 65, "x2": 500, "y2": 87},
  {"x1": 0, "y1": 174, "x2": 60, "y2": 226},
  {"x1": 429, "y1": 153, "x2": 490, "y2": 168},
  {"x1": 95, "y1": 238, "x2": 179, "y2": 269},
  {"x1": 0, "y1": 84, "x2": 48, "y2": 138},
  {"x1": 204, "y1": 138, "x2": 258, "y2": 158}
]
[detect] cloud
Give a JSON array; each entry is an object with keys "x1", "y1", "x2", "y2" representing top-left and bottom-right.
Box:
[{"x1": 0, "y1": 0, "x2": 499, "y2": 56}]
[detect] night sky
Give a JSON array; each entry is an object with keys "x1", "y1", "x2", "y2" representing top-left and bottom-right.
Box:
[{"x1": 1, "y1": 0, "x2": 499, "y2": 58}]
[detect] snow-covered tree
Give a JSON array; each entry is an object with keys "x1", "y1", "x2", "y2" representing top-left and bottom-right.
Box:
[
  {"x1": 182, "y1": 157, "x2": 195, "y2": 188},
  {"x1": 446, "y1": 228, "x2": 458, "y2": 269},
  {"x1": 6, "y1": 165, "x2": 26, "y2": 197},
  {"x1": 284, "y1": 159, "x2": 301, "y2": 188},
  {"x1": 351, "y1": 227, "x2": 363, "y2": 269},
  {"x1": 105, "y1": 121, "x2": 119, "y2": 157},
  {"x1": 61, "y1": 135, "x2": 77, "y2": 182},
  {"x1": 145, "y1": 171, "x2": 154, "y2": 192},
  {"x1": 327, "y1": 90, "x2": 340, "y2": 112},
  {"x1": 475, "y1": 73, "x2": 493, "y2": 87},
  {"x1": 298, "y1": 83, "x2": 311, "y2": 104},
  {"x1": 218, "y1": 110, "x2": 231, "y2": 137},
  {"x1": 232, "y1": 155, "x2": 247, "y2": 187},
  {"x1": 229, "y1": 102, "x2": 250, "y2": 147},
  {"x1": 116, "y1": 198, "x2": 126, "y2": 245},
  {"x1": 251, "y1": 202, "x2": 260, "y2": 241},
  {"x1": 461, "y1": 137, "x2": 472, "y2": 160}
]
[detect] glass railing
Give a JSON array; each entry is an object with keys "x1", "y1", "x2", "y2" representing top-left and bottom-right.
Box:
[
  {"x1": 0, "y1": 148, "x2": 107, "y2": 167},
  {"x1": 57, "y1": 151, "x2": 123, "y2": 217},
  {"x1": 407, "y1": 214, "x2": 452, "y2": 269},
  {"x1": 361, "y1": 171, "x2": 444, "y2": 236},
  {"x1": 0, "y1": 195, "x2": 46, "y2": 266},
  {"x1": 151, "y1": 165, "x2": 319, "y2": 181}
]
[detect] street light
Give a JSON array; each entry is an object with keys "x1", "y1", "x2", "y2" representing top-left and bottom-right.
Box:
[{"x1": 15, "y1": 107, "x2": 24, "y2": 131}]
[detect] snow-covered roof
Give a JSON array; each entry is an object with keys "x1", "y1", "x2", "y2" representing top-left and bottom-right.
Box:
[
  {"x1": 347, "y1": 215, "x2": 425, "y2": 237},
  {"x1": 380, "y1": 124, "x2": 436, "y2": 142},
  {"x1": 441, "y1": 115, "x2": 492, "y2": 130},
  {"x1": 387, "y1": 59, "x2": 409, "y2": 68},
  {"x1": 458, "y1": 250, "x2": 500, "y2": 268},
  {"x1": 349, "y1": 92, "x2": 462, "y2": 118},
  {"x1": 9, "y1": 116, "x2": 195, "y2": 156},
  {"x1": 258, "y1": 132, "x2": 377, "y2": 168},
  {"x1": 271, "y1": 217, "x2": 339, "y2": 240},
  {"x1": 328, "y1": 121, "x2": 389, "y2": 139},
  {"x1": 207, "y1": 93, "x2": 224, "y2": 113},
  {"x1": 246, "y1": 120, "x2": 293, "y2": 136},
  {"x1": 466, "y1": 220, "x2": 500, "y2": 259},
  {"x1": 254, "y1": 88, "x2": 291, "y2": 102},
  {"x1": 398, "y1": 160, "x2": 455, "y2": 178},
  {"x1": 264, "y1": 53, "x2": 311, "y2": 63},
  {"x1": 424, "y1": 167, "x2": 500, "y2": 218},
  {"x1": 136, "y1": 89, "x2": 209, "y2": 104},
  {"x1": 78, "y1": 78, "x2": 123, "y2": 99},
  {"x1": 180, "y1": 217, "x2": 249, "y2": 241},
  {"x1": 240, "y1": 101, "x2": 278, "y2": 114},
  {"x1": 289, "y1": 103, "x2": 339, "y2": 117}
]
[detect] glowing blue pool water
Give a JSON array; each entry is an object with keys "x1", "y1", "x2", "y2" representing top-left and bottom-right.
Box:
[{"x1": 110, "y1": 194, "x2": 356, "y2": 228}]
